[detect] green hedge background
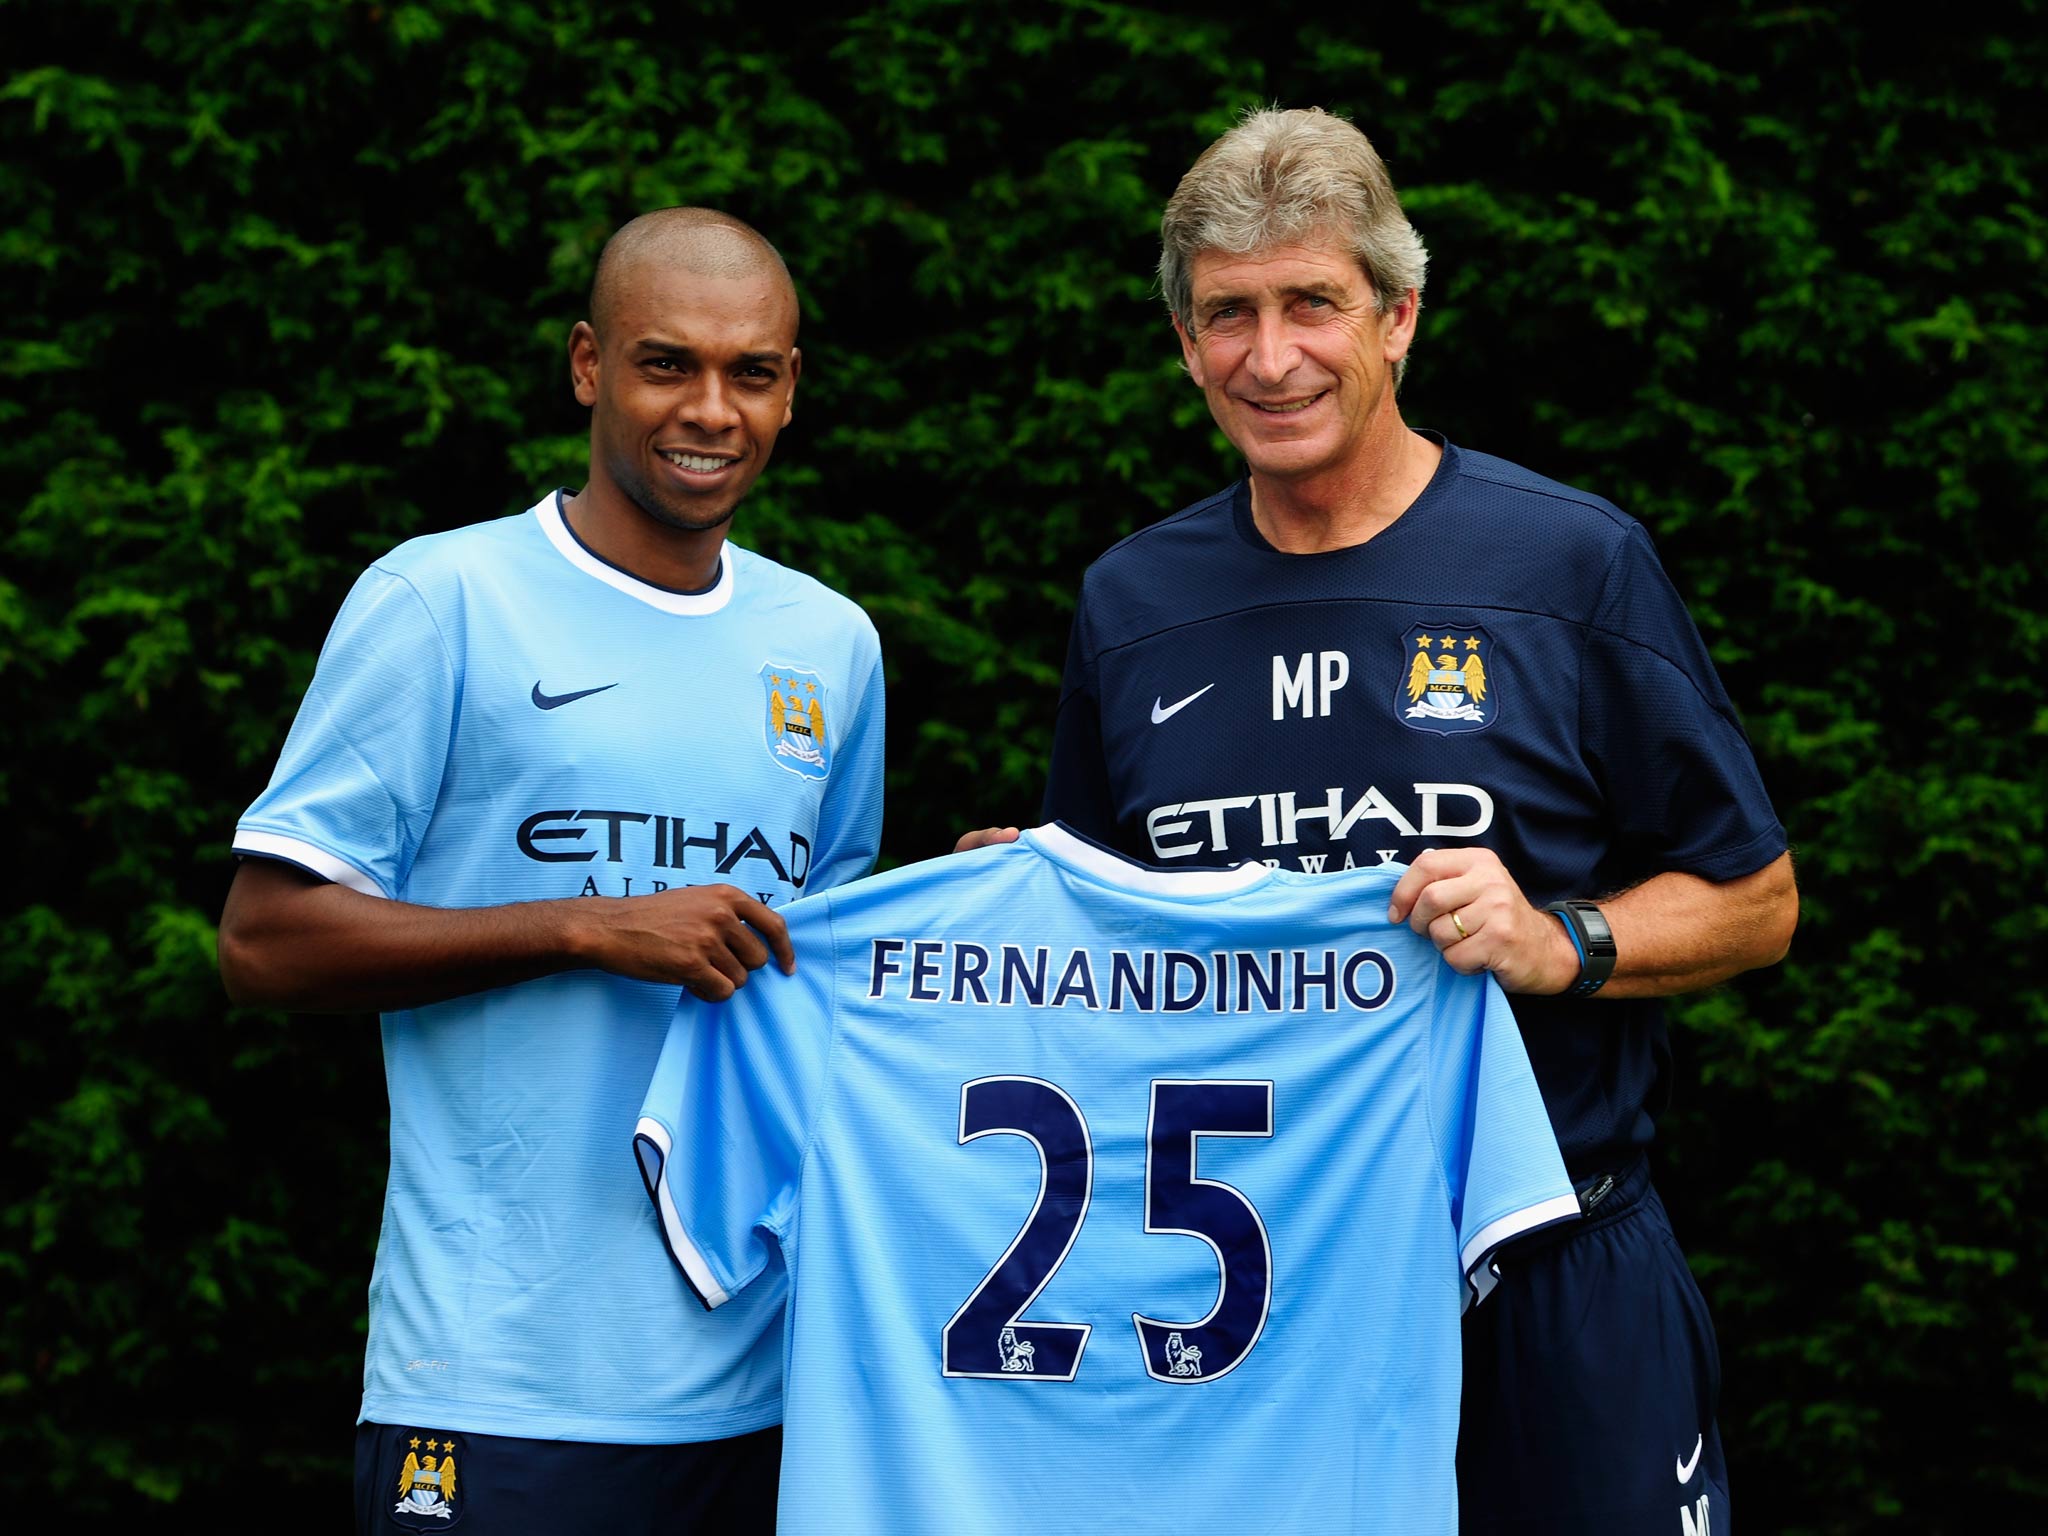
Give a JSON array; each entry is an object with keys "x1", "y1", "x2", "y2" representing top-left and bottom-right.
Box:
[{"x1": 5, "y1": 0, "x2": 2044, "y2": 1528}]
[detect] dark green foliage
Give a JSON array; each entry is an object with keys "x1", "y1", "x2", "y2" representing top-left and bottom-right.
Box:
[{"x1": 3, "y1": 1, "x2": 2042, "y2": 1528}]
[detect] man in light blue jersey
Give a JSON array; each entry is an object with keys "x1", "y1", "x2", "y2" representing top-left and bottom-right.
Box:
[
  {"x1": 635, "y1": 825, "x2": 1578, "y2": 1534},
  {"x1": 217, "y1": 208, "x2": 885, "y2": 1533}
]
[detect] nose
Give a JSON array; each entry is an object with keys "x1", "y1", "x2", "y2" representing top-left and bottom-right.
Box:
[
  {"x1": 676, "y1": 373, "x2": 743, "y2": 436},
  {"x1": 1246, "y1": 311, "x2": 1300, "y2": 387}
]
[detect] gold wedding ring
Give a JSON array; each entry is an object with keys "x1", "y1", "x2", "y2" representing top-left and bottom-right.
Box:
[{"x1": 1450, "y1": 910, "x2": 1470, "y2": 940}]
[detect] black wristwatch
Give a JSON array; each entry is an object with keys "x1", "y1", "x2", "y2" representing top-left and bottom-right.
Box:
[{"x1": 1543, "y1": 900, "x2": 1617, "y2": 997}]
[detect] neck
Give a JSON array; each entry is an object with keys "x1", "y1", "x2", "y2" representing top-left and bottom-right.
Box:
[
  {"x1": 563, "y1": 480, "x2": 727, "y2": 593},
  {"x1": 1249, "y1": 410, "x2": 1441, "y2": 554}
]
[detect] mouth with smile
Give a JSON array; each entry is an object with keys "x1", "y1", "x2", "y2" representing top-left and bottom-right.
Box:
[
  {"x1": 1242, "y1": 391, "x2": 1328, "y2": 416},
  {"x1": 659, "y1": 448, "x2": 741, "y2": 485}
]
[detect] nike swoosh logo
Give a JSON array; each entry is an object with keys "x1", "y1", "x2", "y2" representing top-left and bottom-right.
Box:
[
  {"x1": 1676, "y1": 1434, "x2": 1703, "y2": 1484},
  {"x1": 1150, "y1": 684, "x2": 1216, "y2": 725},
  {"x1": 531, "y1": 681, "x2": 619, "y2": 711}
]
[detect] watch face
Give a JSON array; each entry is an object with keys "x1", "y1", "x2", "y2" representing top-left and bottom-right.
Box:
[{"x1": 1577, "y1": 903, "x2": 1616, "y2": 951}]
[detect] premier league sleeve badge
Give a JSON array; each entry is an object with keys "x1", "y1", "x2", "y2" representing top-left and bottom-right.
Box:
[{"x1": 1398, "y1": 624, "x2": 1499, "y2": 735}]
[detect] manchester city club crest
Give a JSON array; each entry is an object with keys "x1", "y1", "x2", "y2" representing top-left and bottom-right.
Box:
[
  {"x1": 761, "y1": 662, "x2": 833, "y2": 781},
  {"x1": 391, "y1": 1432, "x2": 461, "y2": 1527},
  {"x1": 1397, "y1": 624, "x2": 1499, "y2": 735}
]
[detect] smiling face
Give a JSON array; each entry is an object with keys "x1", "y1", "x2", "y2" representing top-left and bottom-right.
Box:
[
  {"x1": 1174, "y1": 240, "x2": 1416, "y2": 486},
  {"x1": 570, "y1": 260, "x2": 801, "y2": 535}
]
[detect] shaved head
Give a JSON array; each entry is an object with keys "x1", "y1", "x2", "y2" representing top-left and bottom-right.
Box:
[
  {"x1": 567, "y1": 207, "x2": 804, "y2": 557},
  {"x1": 588, "y1": 207, "x2": 797, "y2": 341}
]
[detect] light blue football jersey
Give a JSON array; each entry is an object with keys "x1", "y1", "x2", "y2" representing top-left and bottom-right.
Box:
[
  {"x1": 635, "y1": 824, "x2": 1575, "y2": 1530},
  {"x1": 234, "y1": 491, "x2": 884, "y2": 1442}
]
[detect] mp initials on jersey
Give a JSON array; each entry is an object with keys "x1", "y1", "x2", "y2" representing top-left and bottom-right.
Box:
[{"x1": 1044, "y1": 445, "x2": 1787, "y2": 1181}]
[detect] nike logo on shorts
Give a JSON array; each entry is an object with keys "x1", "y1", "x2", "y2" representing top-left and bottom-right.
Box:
[
  {"x1": 1150, "y1": 684, "x2": 1215, "y2": 724},
  {"x1": 531, "y1": 681, "x2": 619, "y2": 711},
  {"x1": 1676, "y1": 1433, "x2": 1704, "y2": 1484}
]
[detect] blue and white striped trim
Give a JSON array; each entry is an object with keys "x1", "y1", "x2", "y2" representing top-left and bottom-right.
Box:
[
  {"x1": 1461, "y1": 1192, "x2": 1582, "y2": 1308},
  {"x1": 232, "y1": 830, "x2": 388, "y2": 898},
  {"x1": 632, "y1": 1116, "x2": 731, "y2": 1310},
  {"x1": 535, "y1": 494, "x2": 736, "y2": 616}
]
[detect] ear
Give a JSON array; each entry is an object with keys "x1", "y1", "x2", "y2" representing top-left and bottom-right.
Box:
[
  {"x1": 783, "y1": 346, "x2": 802, "y2": 428},
  {"x1": 568, "y1": 321, "x2": 601, "y2": 407},
  {"x1": 1381, "y1": 288, "x2": 1421, "y2": 366},
  {"x1": 1172, "y1": 312, "x2": 1209, "y2": 387}
]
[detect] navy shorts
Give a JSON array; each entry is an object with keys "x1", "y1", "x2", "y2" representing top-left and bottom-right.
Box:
[
  {"x1": 355, "y1": 1419, "x2": 782, "y2": 1535},
  {"x1": 1458, "y1": 1157, "x2": 1730, "y2": 1534}
]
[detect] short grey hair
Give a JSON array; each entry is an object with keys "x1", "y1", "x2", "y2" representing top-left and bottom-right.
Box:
[{"x1": 1160, "y1": 107, "x2": 1428, "y2": 383}]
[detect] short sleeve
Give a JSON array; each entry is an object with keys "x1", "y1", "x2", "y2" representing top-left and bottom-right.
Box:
[
  {"x1": 1429, "y1": 968, "x2": 1579, "y2": 1307},
  {"x1": 1581, "y1": 524, "x2": 1786, "y2": 882},
  {"x1": 1041, "y1": 586, "x2": 1115, "y2": 837},
  {"x1": 633, "y1": 894, "x2": 840, "y2": 1310},
  {"x1": 232, "y1": 565, "x2": 457, "y2": 897},
  {"x1": 805, "y1": 635, "x2": 885, "y2": 895}
]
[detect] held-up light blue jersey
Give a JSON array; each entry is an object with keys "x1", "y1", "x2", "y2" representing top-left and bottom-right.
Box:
[
  {"x1": 233, "y1": 491, "x2": 884, "y2": 1443},
  {"x1": 635, "y1": 824, "x2": 1576, "y2": 1532}
]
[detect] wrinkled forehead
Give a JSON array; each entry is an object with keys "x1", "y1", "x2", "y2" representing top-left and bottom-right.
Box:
[{"x1": 1188, "y1": 239, "x2": 1374, "y2": 300}]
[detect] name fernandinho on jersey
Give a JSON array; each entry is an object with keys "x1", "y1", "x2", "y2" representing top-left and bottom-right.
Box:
[
  {"x1": 867, "y1": 940, "x2": 1397, "y2": 1015},
  {"x1": 1147, "y1": 782, "x2": 1495, "y2": 861}
]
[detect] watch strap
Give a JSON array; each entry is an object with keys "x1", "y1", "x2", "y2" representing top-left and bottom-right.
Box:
[{"x1": 1543, "y1": 900, "x2": 1616, "y2": 997}]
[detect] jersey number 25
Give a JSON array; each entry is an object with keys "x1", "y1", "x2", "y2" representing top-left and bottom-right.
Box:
[{"x1": 940, "y1": 1076, "x2": 1273, "y2": 1384}]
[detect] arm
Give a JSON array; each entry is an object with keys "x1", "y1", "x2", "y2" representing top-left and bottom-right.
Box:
[
  {"x1": 1399, "y1": 520, "x2": 1798, "y2": 999},
  {"x1": 217, "y1": 856, "x2": 793, "y2": 1012},
  {"x1": 221, "y1": 562, "x2": 792, "y2": 1012},
  {"x1": 1386, "y1": 847, "x2": 1797, "y2": 999}
]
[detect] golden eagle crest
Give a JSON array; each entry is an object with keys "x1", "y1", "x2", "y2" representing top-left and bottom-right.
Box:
[
  {"x1": 760, "y1": 661, "x2": 834, "y2": 781},
  {"x1": 394, "y1": 1441, "x2": 458, "y2": 1520},
  {"x1": 1398, "y1": 625, "x2": 1498, "y2": 735}
]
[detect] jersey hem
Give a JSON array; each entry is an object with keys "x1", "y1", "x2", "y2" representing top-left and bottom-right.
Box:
[
  {"x1": 233, "y1": 828, "x2": 389, "y2": 898},
  {"x1": 1462, "y1": 1191, "x2": 1581, "y2": 1306},
  {"x1": 1664, "y1": 824, "x2": 1788, "y2": 885},
  {"x1": 633, "y1": 1117, "x2": 733, "y2": 1308},
  {"x1": 357, "y1": 1393, "x2": 782, "y2": 1445}
]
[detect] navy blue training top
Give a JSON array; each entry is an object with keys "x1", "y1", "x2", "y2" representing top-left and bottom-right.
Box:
[{"x1": 1042, "y1": 437, "x2": 1787, "y2": 1177}]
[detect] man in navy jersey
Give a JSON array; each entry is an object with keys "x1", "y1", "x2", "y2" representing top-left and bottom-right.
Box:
[
  {"x1": 218, "y1": 209, "x2": 885, "y2": 1532},
  {"x1": 972, "y1": 108, "x2": 1797, "y2": 1532}
]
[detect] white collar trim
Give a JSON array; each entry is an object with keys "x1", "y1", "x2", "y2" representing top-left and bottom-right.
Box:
[
  {"x1": 535, "y1": 493, "x2": 735, "y2": 615},
  {"x1": 1026, "y1": 823, "x2": 1272, "y2": 895}
]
